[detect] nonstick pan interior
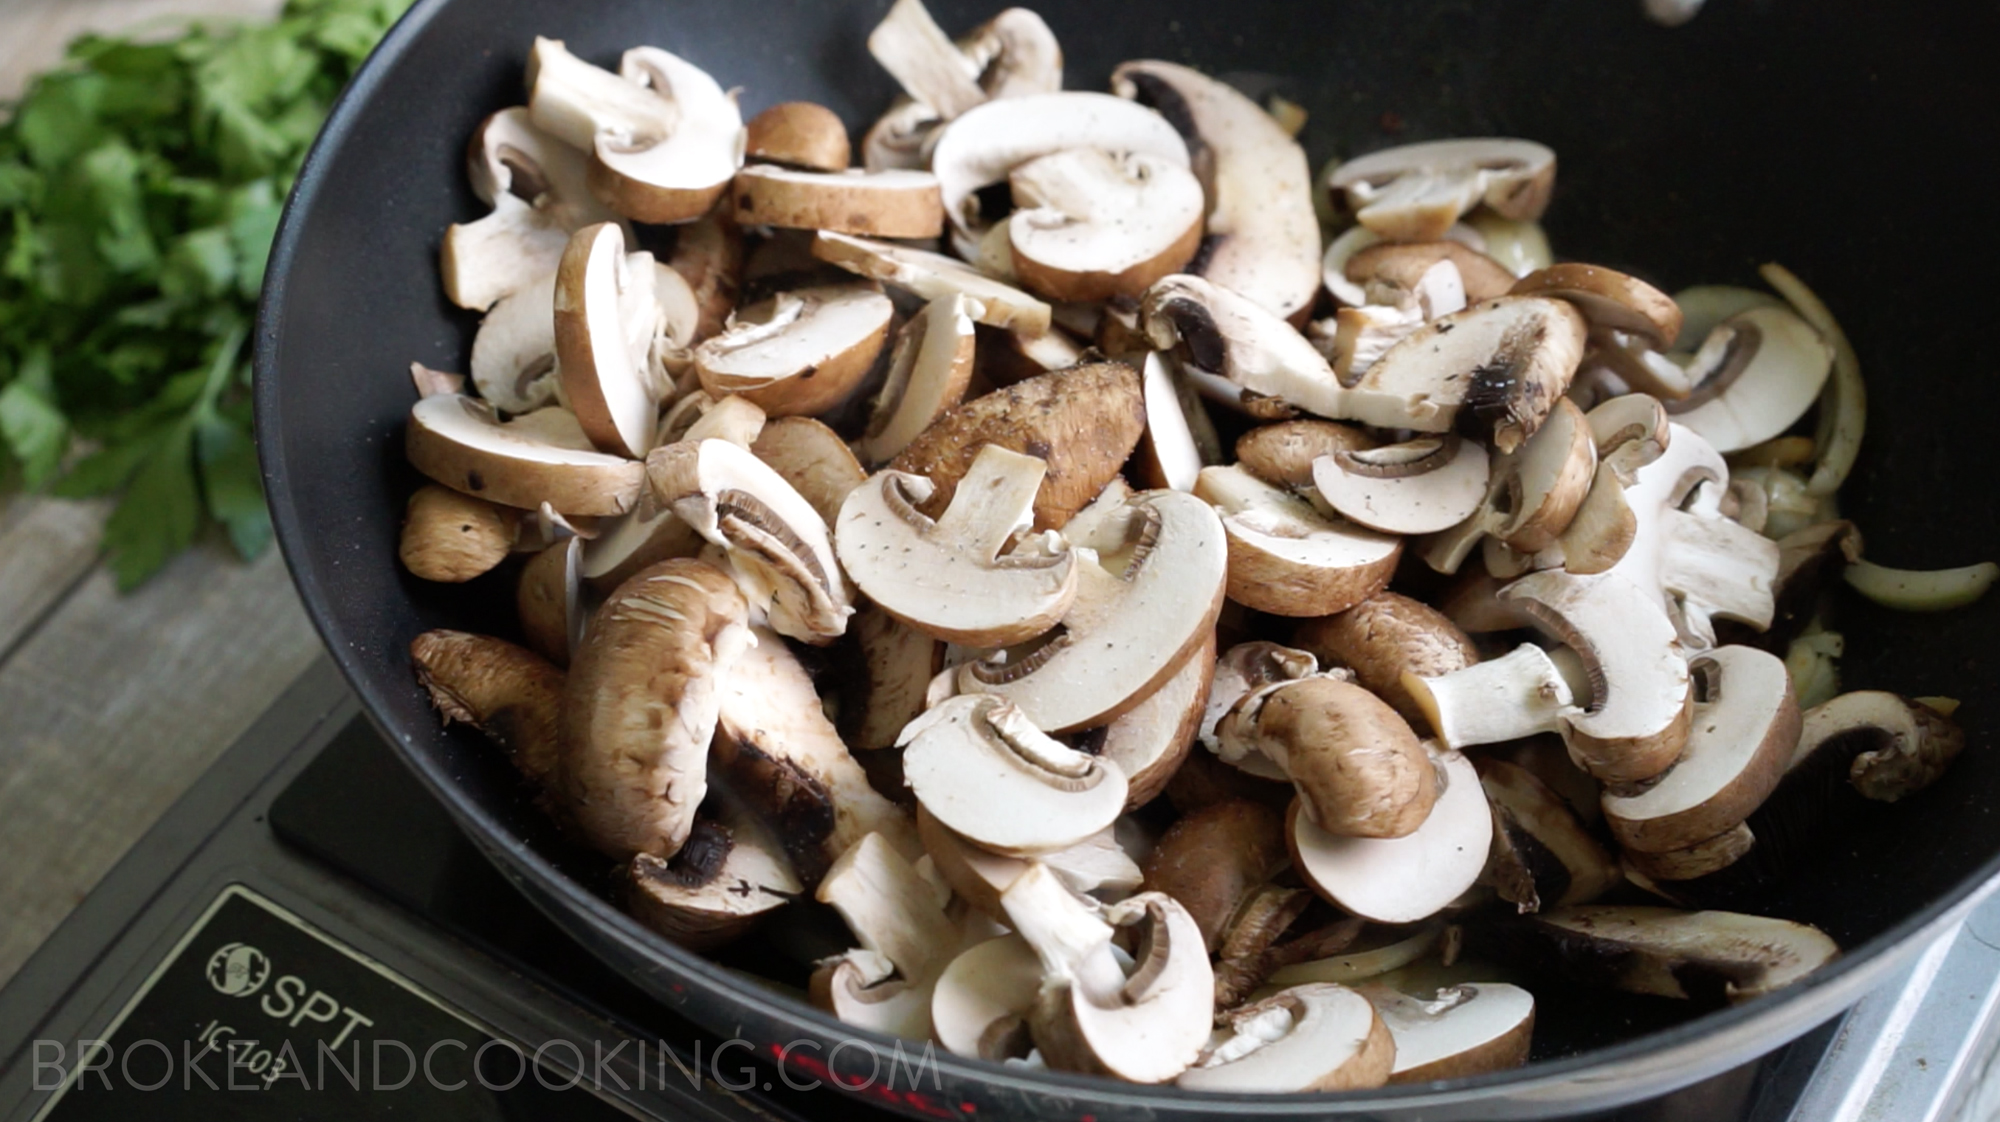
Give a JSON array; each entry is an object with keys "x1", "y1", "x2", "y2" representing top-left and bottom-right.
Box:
[{"x1": 255, "y1": 0, "x2": 2000, "y2": 1116}]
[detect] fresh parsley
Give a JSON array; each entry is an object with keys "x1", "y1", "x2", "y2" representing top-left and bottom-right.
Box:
[{"x1": 0, "y1": 0, "x2": 414, "y2": 588}]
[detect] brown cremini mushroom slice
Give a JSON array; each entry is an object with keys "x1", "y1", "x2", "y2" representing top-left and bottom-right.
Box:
[
  {"x1": 1194, "y1": 465, "x2": 1401, "y2": 618},
  {"x1": 1265, "y1": 926, "x2": 1444, "y2": 988},
  {"x1": 1403, "y1": 643, "x2": 1583, "y2": 750},
  {"x1": 411, "y1": 630, "x2": 565, "y2": 792},
  {"x1": 1289, "y1": 745, "x2": 1492, "y2": 924},
  {"x1": 1421, "y1": 397, "x2": 1597, "y2": 574},
  {"x1": 1797, "y1": 690, "x2": 1967, "y2": 803},
  {"x1": 744, "y1": 101, "x2": 851, "y2": 172},
  {"x1": 693, "y1": 283, "x2": 894, "y2": 417},
  {"x1": 666, "y1": 211, "x2": 743, "y2": 345},
  {"x1": 1479, "y1": 757, "x2": 1621, "y2": 913},
  {"x1": 1200, "y1": 641, "x2": 1322, "y2": 780},
  {"x1": 1512, "y1": 263, "x2": 1684, "y2": 352},
  {"x1": 1003, "y1": 867, "x2": 1215, "y2": 1083},
  {"x1": 648, "y1": 438, "x2": 853, "y2": 644},
  {"x1": 956, "y1": 486, "x2": 1228, "y2": 732},
  {"x1": 836, "y1": 444, "x2": 1079, "y2": 647},
  {"x1": 627, "y1": 798, "x2": 802, "y2": 951},
  {"x1": 1292, "y1": 592, "x2": 1480, "y2": 726},
  {"x1": 902, "y1": 695, "x2": 1128, "y2": 855},
  {"x1": 574, "y1": 398, "x2": 764, "y2": 592},
  {"x1": 1313, "y1": 435, "x2": 1492, "y2": 535},
  {"x1": 843, "y1": 603, "x2": 945, "y2": 752},
  {"x1": 812, "y1": 231, "x2": 1054, "y2": 335},
  {"x1": 1359, "y1": 983, "x2": 1535, "y2": 1083},
  {"x1": 1178, "y1": 984, "x2": 1395, "y2": 1093},
  {"x1": 1220, "y1": 677, "x2": 1439, "y2": 839},
  {"x1": 1622, "y1": 822, "x2": 1758, "y2": 886},
  {"x1": 1091, "y1": 630, "x2": 1215, "y2": 807},
  {"x1": 748, "y1": 416, "x2": 866, "y2": 527},
  {"x1": 1005, "y1": 148, "x2": 1206, "y2": 302},
  {"x1": 1111, "y1": 60, "x2": 1323, "y2": 322},
  {"x1": 1133, "y1": 352, "x2": 1211, "y2": 492},
  {"x1": 1141, "y1": 274, "x2": 1343, "y2": 419},
  {"x1": 516, "y1": 536, "x2": 583, "y2": 666},
  {"x1": 1602, "y1": 646, "x2": 1799, "y2": 853},
  {"x1": 732, "y1": 166, "x2": 945, "y2": 238},
  {"x1": 811, "y1": 831, "x2": 958, "y2": 1040},
  {"x1": 400, "y1": 484, "x2": 520, "y2": 583},
  {"x1": 1491, "y1": 907, "x2": 1838, "y2": 1003},
  {"x1": 1140, "y1": 797, "x2": 1290, "y2": 952},
  {"x1": 442, "y1": 107, "x2": 623, "y2": 311},
  {"x1": 890, "y1": 361, "x2": 1145, "y2": 531},
  {"x1": 1345, "y1": 240, "x2": 1518, "y2": 305},
  {"x1": 406, "y1": 396, "x2": 645, "y2": 517},
  {"x1": 853, "y1": 294, "x2": 978, "y2": 466},
  {"x1": 561, "y1": 559, "x2": 752, "y2": 859},
  {"x1": 919, "y1": 806, "x2": 1142, "y2": 921},
  {"x1": 528, "y1": 39, "x2": 746, "y2": 225},
  {"x1": 1329, "y1": 138, "x2": 1556, "y2": 241},
  {"x1": 931, "y1": 934, "x2": 1045, "y2": 1060},
  {"x1": 554, "y1": 222, "x2": 670, "y2": 458},
  {"x1": 469, "y1": 269, "x2": 561, "y2": 414},
  {"x1": 1665, "y1": 306, "x2": 1836, "y2": 453},
  {"x1": 1236, "y1": 420, "x2": 1378, "y2": 493}
]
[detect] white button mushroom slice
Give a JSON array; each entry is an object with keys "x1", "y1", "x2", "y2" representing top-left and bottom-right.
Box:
[
  {"x1": 748, "y1": 416, "x2": 866, "y2": 528},
  {"x1": 517, "y1": 537, "x2": 584, "y2": 667},
  {"x1": 470, "y1": 269, "x2": 561, "y2": 413},
  {"x1": 554, "y1": 223, "x2": 668, "y2": 458},
  {"x1": 901, "y1": 695, "x2": 1128, "y2": 856},
  {"x1": 1092, "y1": 630, "x2": 1215, "y2": 808},
  {"x1": 812, "y1": 232, "x2": 1053, "y2": 336},
  {"x1": 1403, "y1": 643, "x2": 1578, "y2": 751},
  {"x1": 836, "y1": 445, "x2": 1079, "y2": 647},
  {"x1": 956, "y1": 487, "x2": 1228, "y2": 732},
  {"x1": 1313, "y1": 435, "x2": 1491, "y2": 536},
  {"x1": 1200, "y1": 640, "x2": 1322, "y2": 778},
  {"x1": 1288, "y1": 745, "x2": 1492, "y2": 925},
  {"x1": 1266, "y1": 926, "x2": 1444, "y2": 988},
  {"x1": 692, "y1": 284, "x2": 894, "y2": 419},
  {"x1": 957, "y1": 7, "x2": 1062, "y2": 98},
  {"x1": 1510, "y1": 907, "x2": 1838, "y2": 1002},
  {"x1": 647, "y1": 438, "x2": 853, "y2": 644},
  {"x1": 1663, "y1": 306, "x2": 1834, "y2": 453},
  {"x1": 1004, "y1": 148, "x2": 1205, "y2": 303},
  {"x1": 744, "y1": 101, "x2": 851, "y2": 172},
  {"x1": 1349, "y1": 296, "x2": 1589, "y2": 453},
  {"x1": 1603, "y1": 646, "x2": 1799, "y2": 853},
  {"x1": 1178, "y1": 984, "x2": 1395, "y2": 1093},
  {"x1": 1003, "y1": 866, "x2": 1215, "y2": 1084},
  {"x1": 731, "y1": 166, "x2": 945, "y2": 239},
  {"x1": 932, "y1": 934, "x2": 1044, "y2": 1061},
  {"x1": 1672, "y1": 284, "x2": 1784, "y2": 352},
  {"x1": 810, "y1": 832, "x2": 959, "y2": 1040},
  {"x1": 1223, "y1": 677, "x2": 1440, "y2": 839},
  {"x1": 1479, "y1": 757, "x2": 1621, "y2": 912},
  {"x1": 1344, "y1": 240, "x2": 1518, "y2": 307},
  {"x1": 853, "y1": 294, "x2": 978, "y2": 467},
  {"x1": 1329, "y1": 139, "x2": 1557, "y2": 242},
  {"x1": 442, "y1": 107, "x2": 625, "y2": 312},
  {"x1": 929, "y1": 91, "x2": 1191, "y2": 254},
  {"x1": 1194, "y1": 464, "x2": 1401, "y2": 618},
  {"x1": 1590, "y1": 332, "x2": 1696, "y2": 402},
  {"x1": 410, "y1": 630, "x2": 565, "y2": 791},
  {"x1": 1142, "y1": 274, "x2": 1345, "y2": 418},
  {"x1": 628, "y1": 797, "x2": 802, "y2": 951},
  {"x1": 1110, "y1": 60, "x2": 1322, "y2": 323},
  {"x1": 406, "y1": 395, "x2": 645, "y2": 517},
  {"x1": 1134, "y1": 352, "x2": 1208, "y2": 493},
  {"x1": 1359, "y1": 983, "x2": 1536, "y2": 1082},
  {"x1": 918, "y1": 805, "x2": 1143, "y2": 920},
  {"x1": 561, "y1": 559, "x2": 753, "y2": 859}
]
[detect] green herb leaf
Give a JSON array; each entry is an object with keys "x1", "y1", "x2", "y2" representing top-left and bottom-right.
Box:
[
  {"x1": 102, "y1": 419, "x2": 201, "y2": 590},
  {"x1": 0, "y1": 348, "x2": 67, "y2": 486}
]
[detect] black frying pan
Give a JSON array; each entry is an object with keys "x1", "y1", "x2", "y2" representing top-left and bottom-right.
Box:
[{"x1": 253, "y1": 0, "x2": 2000, "y2": 1117}]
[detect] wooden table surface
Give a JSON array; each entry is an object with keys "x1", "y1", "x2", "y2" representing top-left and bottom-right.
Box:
[{"x1": 0, "y1": 0, "x2": 319, "y2": 991}]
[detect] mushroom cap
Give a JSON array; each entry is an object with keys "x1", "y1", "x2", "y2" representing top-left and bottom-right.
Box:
[
  {"x1": 1095, "y1": 629, "x2": 1215, "y2": 807},
  {"x1": 901, "y1": 695, "x2": 1128, "y2": 855},
  {"x1": 1140, "y1": 797, "x2": 1289, "y2": 951},
  {"x1": 1346, "y1": 240, "x2": 1518, "y2": 305},
  {"x1": 406, "y1": 395, "x2": 645, "y2": 517},
  {"x1": 1314, "y1": 435, "x2": 1493, "y2": 535},
  {"x1": 958, "y1": 487, "x2": 1228, "y2": 732},
  {"x1": 516, "y1": 536, "x2": 583, "y2": 667},
  {"x1": 1491, "y1": 396, "x2": 1599, "y2": 551},
  {"x1": 1585, "y1": 392, "x2": 1672, "y2": 483},
  {"x1": 470, "y1": 268, "x2": 560, "y2": 413},
  {"x1": 1195, "y1": 464, "x2": 1401, "y2": 617},
  {"x1": 1178, "y1": 984, "x2": 1396, "y2": 1093},
  {"x1": 400, "y1": 485, "x2": 520, "y2": 584},
  {"x1": 854, "y1": 293, "x2": 979, "y2": 467},
  {"x1": 693, "y1": 283, "x2": 894, "y2": 417},
  {"x1": 1292, "y1": 592, "x2": 1480, "y2": 726},
  {"x1": 1200, "y1": 639, "x2": 1322, "y2": 774},
  {"x1": 749, "y1": 416, "x2": 867, "y2": 527},
  {"x1": 1511, "y1": 263, "x2": 1683, "y2": 351},
  {"x1": 1289, "y1": 746, "x2": 1492, "y2": 924},
  {"x1": 1240, "y1": 677, "x2": 1439, "y2": 839},
  {"x1": 1796, "y1": 690, "x2": 1967, "y2": 802},
  {"x1": 744, "y1": 100, "x2": 851, "y2": 172},
  {"x1": 931, "y1": 934, "x2": 1044, "y2": 1060},
  {"x1": 1235, "y1": 420, "x2": 1378, "y2": 491},
  {"x1": 1519, "y1": 906, "x2": 1839, "y2": 1002},
  {"x1": 1604, "y1": 646, "x2": 1799, "y2": 853},
  {"x1": 410, "y1": 630, "x2": 566, "y2": 791},
  {"x1": 1622, "y1": 821, "x2": 1758, "y2": 884},
  {"x1": 1007, "y1": 148, "x2": 1206, "y2": 303},
  {"x1": 1361, "y1": 983, "x2": 1536, "y2": 1083},
  {"x1": 812, "y1": 230, "x2": 1054, "y2": 336},
  {"x1": 586, "y1": 47, "x2": 746, "y2": 225},
  {"x1": 836, "y1": 445, "x2": 1080, "y2": 647},
  {"x1": 1329, "y1": 138, "x2": 1556, "y2": 241},
  {"x1": 732, "y1": 165, "x2": 944, "y2": 238},
  {"x1": 1351, "y1": 296, "x2": 1587, "y2": 452},
  {"x1": 959, "y1": 7, "x2": 1064, "y2": 98},
  {"x1": 1664, "y1": 306, "x2": 1835, "y2": 453},
  {"x1": 843, "y1": 603, "x2": 944, "y2": 752},
  {"x1": 1112, "y1": 60, "x2": 1323, "y2": 322},
  {"x1": 627, "y1": 804, "x2": 801, "y2": 952},
  {"x1": 555, "y1": 223, "x2": 663, "y2": 459}
]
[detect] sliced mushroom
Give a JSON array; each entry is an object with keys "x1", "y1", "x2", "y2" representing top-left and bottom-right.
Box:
[
  {"x1": 843, "y1": 603, "x2": 945, "y2": 752},
  {"x1": 957, "y1": 486, "x2": 1228, "y2": 731},
  {"x1": 528, "y1": 39, "x2": 745, "y2": 225},
  {"x1": 1200, "y1": 640, "x2": 1322, "y2": 779},
  {"x1": 919, "y1": 806, "x2": 1142, "y2": 920},
  {"x1": 1222, "y1": 677, "x2": 1439, "y2": 839},
  {"x1": 744, "y1": 101, "x2": 851, "y2": 172},
  {"x1": 932, "y1": 934, "x2": 1045, "y2": 1060},
  {"x1": 517, "y1": 537, "x2": 583, "y2": 666},
  {"x1": 628, "y1": 799, "x2": 801, "y2": 951},
  {"x1": 1289, "y1": 746, "x2": 1492, "y2": 924},
  {"x1": 1134, "y1": 352, "x2": 1210, "y2": 492},
  {"x1": 1621, "y1": 822, "x2": 1758, "y2": 886},
  {"x1": 1797, "y1": 690, "x2": 1966, "y2": 803},
  {"x1": 576, "y1": 399, "x2": 761, "y2": 591},
  {"x1": 1404, "y1": 643, "x2": 1581, "y2": 749},
  {"x1": 1314, "y1": 435, "x2": 1492, "y2": 535},
  {"x1": 1328, "y1": 139, "x2": 1556, "y2": 241},
  {"x1": 442, "y1": 107, "x2": 622, "y2": 311},
  {"x1": 406, "y1": 396, "x2": 645, "y2": 516},
  {"x1": 1465, "y1": 213, "x2": 1552, "y2": 278},
  {"x1": 554, "y1": 223, "x2": 667, "y2": 458},
  {"x1": 902, "y1": 694, "x2": 1127, "y2": 855},
  {"x1": 1345, "y1": 240, "x2": 1517, "y2": 306},
  {"x1": 854, "y1": 294, "x2": 978, "y2": 466},
  {"x1": 1487, "y1": 906, "x2": 1838, "y2": 1003},
  {"x1": 561, "y1": 559, "x2": 752, "y2": 859},
  {"x1": 866, "y1": 0, "x2": 988, "y2": 120},
  {"x1": 1292, "y1": 593, "x2": 1481, "y2": 726},
  {"x1": 862, "y1": 97, "x2": 942, "y2": 173},
  {"x1": 811, "y1": 832, "x2": 958, "y2": 1039},
  {"x1": 1266, "y1": 926, "x2": 1444, "y2": 988},
  {"x1": 1140, "y1": 798, "x2": 1290, "y2": 951},
  {"x1": 1235, "y1": 420, "x2": 1377, "y2": 492},
  {"x1": 1478, "y1": 757, "x2": 1621, "y2": 913},
  {"x1": 470, "y1": 270, "x2": 561, "y2": 413},
  {"x1": 1421, "y1": 397, "x2": 1597, "y2": 574},
  {"x1": 732, "y1": 165, "x2": 944, "y2": 238},
  {"x1": 1359, "y1": 983, "x2": 1535, "y2": 1082},
  {"x1": 693, "y1": 283, "x2": 894, "y2": 417},
  {"x1": 400, "y1": 484, "x2": 520, "y2": 583},
  {"x1": 837, "y1": 444, "x2": 1079, "y2": 646},
  {"x1": 1664, "y1": 306, "x2": 1835, "y2": 453},
  {"x1": 1092, "y1": 630, "x2": 1214, "y2": 807},
  {"x1": 1603, "y1": 646, "x2": 1798, "y2": 853},
  {"x1": 1142, "y1": 273, "x2": 1344, "y2": 419},
  {"x1": 748, "y1": 417, "x2": 867, "y2": 527},
  {"x1": 410, "y1": 630, "x2": 565, "y2": 792},
  {"x1": 648, "y1": 438, "x2": 853, "y2": 644},
  {"x1": 980, "y1": 322, "x2": 1089, "y2": 387},
  {"x1": 666, "y1": 211, "x2": 743, "y2": 345},
  {"x1": 1006, "y1": 148, "x2": 1205, "y2": 302},
  {"x1": 1512, "y1": 263, "x2": 1683, "y2": 352},
  {"x1": 889, "y1": 361, "x2": 1145, "y2": 531},
  {"x1": 1111, "y1": 60, "x2": 1322, "y2": 322},
  {"x1": 813, "y1": 231, "x2": 1053, "y2": 336},
  {"x1": 1179, "y1": 984, "x2": 1396, "y2": 1093},
  {"x1": 1194, "y1": 465, "x2": 1401, "y2": 617}
]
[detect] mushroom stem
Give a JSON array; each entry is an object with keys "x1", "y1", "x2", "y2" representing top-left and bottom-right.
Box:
[{"x1": 1404, "y1": 644, "x2": 1576, "y2": 749}]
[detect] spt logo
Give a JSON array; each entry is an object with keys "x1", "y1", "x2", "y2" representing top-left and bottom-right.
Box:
[{"x1": 206, "y1": 943, "x2": 272, "y2": 997}]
